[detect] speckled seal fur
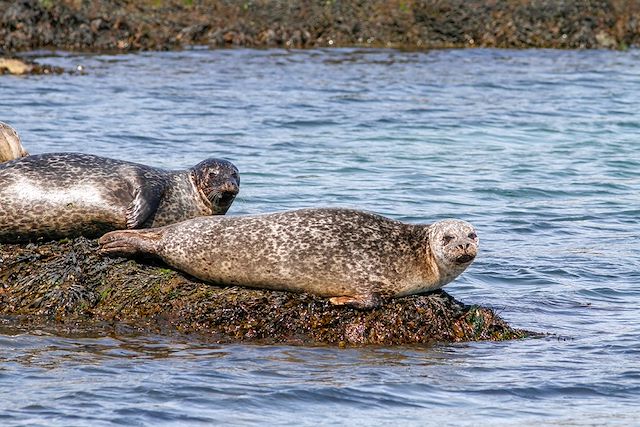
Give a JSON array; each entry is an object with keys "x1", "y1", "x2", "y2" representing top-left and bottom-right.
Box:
[
  {"x1": 0, "y1": 122, "x2": 28, "y2": 162},
  {"x1": 0, "y1": 153, "x2": 239, "y2": 242},
  {"x1": 99, "y1": 208, "x2": 479, "y2": 309}
]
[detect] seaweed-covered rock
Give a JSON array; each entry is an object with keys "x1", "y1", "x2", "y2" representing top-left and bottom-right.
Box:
[{"x1": 0, "y1": 238, "x2": 529, "y2": 345}]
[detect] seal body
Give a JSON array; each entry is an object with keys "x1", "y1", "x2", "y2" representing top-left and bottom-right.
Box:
[
  {"x1": 0, "y1": 122, "x2": 28, "y2": 162},
  {"x1": 0, "y1": 153, "x2": 239, "y2": 242},
  {"x1": 99, "y1": 208, "x2": 478, "y2": 309}
]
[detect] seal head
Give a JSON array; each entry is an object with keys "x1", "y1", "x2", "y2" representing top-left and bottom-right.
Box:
[
  {"x1": 191, "y1": 158, "x2": 240, "y2": 215},
  {"x1": 427, "y1": 219, "x2": 479, "y2": 287},
  {"x1": 0, "y1": 122, "x2": 28, "y2": 162}
]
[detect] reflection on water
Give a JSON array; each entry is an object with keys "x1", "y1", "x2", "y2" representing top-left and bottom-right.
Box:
[{"x1": 1, "y1": 47, "x2": 639, "y2": 425}]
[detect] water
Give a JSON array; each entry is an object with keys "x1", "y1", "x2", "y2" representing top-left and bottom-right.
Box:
[{"x1": 1, "y1": 47, "x2": 639, "y2": 425}]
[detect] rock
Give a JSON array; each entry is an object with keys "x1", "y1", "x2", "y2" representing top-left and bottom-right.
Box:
[
  {"x1": 0, "y1": 238, "x2": 531, "y2": 345},
  {"x1": 0, "y1": 56, "x2": 65, "y2": 76},
  {"x1": 595, "y1": 30, "x2": 618, "y2": 49},
  {"x1": 0, "y1": 57, "x2": 32, "y2": 74}
]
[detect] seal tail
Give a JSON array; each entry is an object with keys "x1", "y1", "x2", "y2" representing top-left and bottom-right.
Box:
[{"x1": 98, "y1": 229, "x2": 162, "y2": 257}]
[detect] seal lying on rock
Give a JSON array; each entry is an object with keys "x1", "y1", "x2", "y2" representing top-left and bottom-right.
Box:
[
  {"x1": 99, "y1": 208, "x2": 478, "y2": 309},
  {"x1": 0, "y1": 153, "x2": 240, "y2": 242},
  {"x1": 0, "y1": 122, "x2": 28, "y2": 162}
]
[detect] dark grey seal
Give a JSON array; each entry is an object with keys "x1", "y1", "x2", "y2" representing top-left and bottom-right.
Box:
[
  {"x1": 99, "y1": 208, "x2": 478, "y2": 309},
  {"x1": 0, "y1": 153, "x2": 240, "y2": 242}
]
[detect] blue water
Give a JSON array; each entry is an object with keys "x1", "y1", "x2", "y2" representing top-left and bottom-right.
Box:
[{"x1": 1, "y1": 48, "x2": 639, "y2": 425}]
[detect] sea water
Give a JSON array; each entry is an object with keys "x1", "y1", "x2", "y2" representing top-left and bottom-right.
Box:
[{"x1": 0, "y1": 48, "x2": 639, "y2": 425}]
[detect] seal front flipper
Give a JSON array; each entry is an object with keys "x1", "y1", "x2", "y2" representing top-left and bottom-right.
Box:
[
  {"x1": 329, "y1": 292, "x2": 386, "y2": 310},
  {"x1": 126, "y1": 181, "x2": 166, "y2": 229}
]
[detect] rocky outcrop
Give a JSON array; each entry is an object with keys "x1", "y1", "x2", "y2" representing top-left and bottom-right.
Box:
[{"x1": 0, "y1": 238, "x2": 529, "y2": 345}]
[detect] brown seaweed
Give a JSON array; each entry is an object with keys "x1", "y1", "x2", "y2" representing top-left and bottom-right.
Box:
[{"x1": 0, "y1": 238, "x2": 530, "y2": 346}]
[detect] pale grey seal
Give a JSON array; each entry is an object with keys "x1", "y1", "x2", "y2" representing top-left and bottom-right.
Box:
[
  {"x1": 0, "y1": 153, "x2": 240, "y2": 242},
  {"x1": 99, "y1": 208, "x2": 478, "y2": 309},
  {"x1": 0, "y1": 122, "x2": 28, "y2": 162}
]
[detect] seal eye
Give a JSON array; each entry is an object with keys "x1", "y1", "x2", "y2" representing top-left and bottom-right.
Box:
[
  {"x1": 443, "y1": 235, "x2": 454, "y2": 244},
  {"x1": 468, "y1": 232, "x2": 477, "y2": 239}
]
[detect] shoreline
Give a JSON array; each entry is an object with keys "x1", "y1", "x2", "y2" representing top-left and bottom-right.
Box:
[{"x1": 1, "y1": 0, "x2": 636, "y2": 54}]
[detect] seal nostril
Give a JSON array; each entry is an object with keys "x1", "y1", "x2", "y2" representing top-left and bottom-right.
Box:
[{"x1": 225, "y1": 183, "x2": 239, "y2": 195}]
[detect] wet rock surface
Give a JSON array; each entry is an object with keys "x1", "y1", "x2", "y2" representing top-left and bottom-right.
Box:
[
  {"x1": 0, "y1": 238, "x2": 530, "y2": 345},
  {"x1": 0, "y1": 0, "x2": 638, "y2": 52}
]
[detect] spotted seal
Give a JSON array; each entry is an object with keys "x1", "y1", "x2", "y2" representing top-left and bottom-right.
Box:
[
  {"x1": 0, "y1": 153, "x2": 240, "y2": 242},
  {"x1": 0, "y1": 122, "x2": 28, "y2": 162},
  {"x1": 99, "y1": 208, "x2": 478, "y2": 309}
]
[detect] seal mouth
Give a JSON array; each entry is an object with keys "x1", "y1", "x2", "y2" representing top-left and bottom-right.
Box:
[
  {"x1": 210, "y1": 190, "x2": 237, "y2": 212},
  {"x1": 218, "y1": 191, "x2": 237, "y2": 206},
  {"x1": 456, "y1": 253, "x2": 475, "y2": 264}
]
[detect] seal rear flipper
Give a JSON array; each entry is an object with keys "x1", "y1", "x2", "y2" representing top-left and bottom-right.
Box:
[
  {"x1": 329, "y1": 292, "x2": 386, "y2": 310},
  {"x1": 98, "y1": 229, "x2": 161, "y2": 257},
  {"x1": 126, "y1": 181, "x2": 166, "y2": 229}
]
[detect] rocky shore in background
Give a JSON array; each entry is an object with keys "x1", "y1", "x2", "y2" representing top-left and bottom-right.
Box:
[
  {"x1": 0, "y1": 0, "x2": 637, "y2": 53},
  {"x1": 0, "y1": 238, "x2": 529, "y2": 345}
]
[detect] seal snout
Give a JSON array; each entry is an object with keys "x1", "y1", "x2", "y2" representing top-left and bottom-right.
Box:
[
  {"x1": 219, "y1": 190, "x2": 237, "y2": 206},
  {"x1": 454, "y1": 241, "x2": 477, "y2": 265},
  {"x1": 455, "y1": 252, "x2": 475, "y2": 264},
  {"x1": 210, "y1": 181, "x2": 239, "y2": 210},
  {"x1": 452, "y1": 238, "x2": 478, "y2": 264},
  {"x1": 220, "y1": 181, "x2": 240, "y2": 199}
]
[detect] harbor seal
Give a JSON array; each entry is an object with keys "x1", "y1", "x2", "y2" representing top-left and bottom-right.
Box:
[
  {"x1": 0, "y1": 153, "x2": 240, "y2": 242},
  {"x1": 0, "y1": 122, "x2": 28, "y2": 162},
  {"x1": 99, "y1": 208, "x2": 478, "y2": 309}
]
